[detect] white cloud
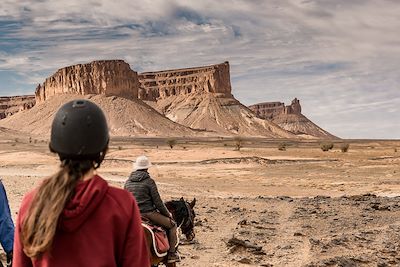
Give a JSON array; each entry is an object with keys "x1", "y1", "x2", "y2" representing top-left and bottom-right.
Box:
[{"x1": 0, "y1": 0, "x2": 399, "y2": 138}]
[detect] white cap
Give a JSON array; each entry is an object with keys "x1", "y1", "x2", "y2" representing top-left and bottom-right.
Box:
[{"x1": 134, "y1": 155, "x2": 152, "y2": 170}]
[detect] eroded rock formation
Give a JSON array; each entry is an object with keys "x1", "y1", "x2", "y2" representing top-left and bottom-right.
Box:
[
  {"x1": 249, "y1": 98, "x2": 302, "y2": 120},
  {"x1": 1, "y1": 59, "x2": 335, "y2": 138},
  {"x1": 0, "y1": 95, "x2": 35, "y2": 119},
  {"x1": 35, "y1": 60, "x2": 139, "y2": 103},
  {"x1": 249, "y1": 99, "x2": 337, "y2": 139},
  {"x1": 137, "y1": 62, "x2": 295, "y2": 138},
  {"x1": 138, "y1": 62, "x2": 232, "y2": 101}
]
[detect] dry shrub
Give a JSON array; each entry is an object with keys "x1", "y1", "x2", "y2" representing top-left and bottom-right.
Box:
[
  {"x1": 278, "y1": 143, "x2": 287, "y2": 151},
  {"x1": 320, "y1": 142, "x2": 334, "y2": 152},
  {"x1": 233, "y1": 136, "x2": 243, "y2": 151},
  {"x1": 340, "y1": 143, "x2": 350, "y2": 153},
  {"x1": 166, "y1": 139, "x2": 177, "y2": 149}
]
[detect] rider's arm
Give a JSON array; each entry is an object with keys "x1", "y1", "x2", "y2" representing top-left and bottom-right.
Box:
[
  {"x1": 148, "y1": 179, "x2": 170, "y2": 217},
  {"x1": 0, "y1": 180, "x2": 14, "y2": 255}
]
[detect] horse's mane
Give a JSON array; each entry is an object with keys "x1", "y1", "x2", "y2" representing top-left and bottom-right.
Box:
[{"x1": 165, "y1": 199, "x2": 189, "y2": 226}]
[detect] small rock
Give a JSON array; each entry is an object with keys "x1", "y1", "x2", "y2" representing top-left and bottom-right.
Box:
[
  {"x1": 238, "y1": 219, "x2": 247, "y2": 225},
  {"x1": 238, "y1": 257, "x2": 252, "y2": 264}
]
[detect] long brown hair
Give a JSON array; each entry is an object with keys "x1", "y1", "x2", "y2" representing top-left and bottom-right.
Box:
[{"x1": 21, "y1": 159, "x2": 94, "y2": 258}]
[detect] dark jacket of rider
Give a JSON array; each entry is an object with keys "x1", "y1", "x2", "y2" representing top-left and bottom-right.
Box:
[{"x1": 124, "y1": 170, "x2": 170, "y2": 217}]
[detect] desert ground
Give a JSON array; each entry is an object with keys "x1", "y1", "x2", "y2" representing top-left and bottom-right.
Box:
[{"x1": 0, "y1": 128, "x2": 399, "y2": 266}]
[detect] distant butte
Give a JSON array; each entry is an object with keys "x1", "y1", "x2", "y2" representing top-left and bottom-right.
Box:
[
  {"x1": 35, "y1": 60, "x2": 139, "y2": 103},
  {"x1": 0, "y1": 95, "x2": 35, "y2": 119},
  {"x1": 249, "y1": 98, "x2": 338, "y2": 139},
  {"x1": 137, "y1": 61, "x2": 232, "y2": 101}
]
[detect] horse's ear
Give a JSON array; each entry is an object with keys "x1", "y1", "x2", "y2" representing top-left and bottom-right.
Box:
[
  {"x1": 189, "y1": 198, "x2": 196, "y2": 208},
  {"x1": 180, "y1": 197, "x2": 184, "y2": 201}
]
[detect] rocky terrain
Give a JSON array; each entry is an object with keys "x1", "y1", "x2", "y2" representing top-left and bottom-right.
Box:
[
  {"x1": 0, "y1": 131, "x2": 399, "y2": 266},
  {"x1": 0, "y1": 95, "x2": 35, "y2": 119},
  {"x1": 249, "y1": 99, "x2": 337, "y2": 139},
  {"x1": 189, "y1": 194, "x2": 400, "y2": 266}
]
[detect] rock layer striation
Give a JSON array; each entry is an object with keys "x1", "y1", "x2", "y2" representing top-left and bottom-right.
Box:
[
  {"x1": 0, "y1": 95, "x2": 35, "y2": 119},
  {"x1": 138, "y1": 62, "x2": 232, "y2": 101},
  {"x1": 139, "y1": 62, "x2": 295, "y2": 138},
  {"x1": 35, "y1": 60, "x2": 139, "y2": 103}
]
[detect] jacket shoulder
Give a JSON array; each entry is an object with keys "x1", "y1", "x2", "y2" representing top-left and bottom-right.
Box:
[{"x1": 105, "y1": 186, "x2": 138, "y2": 216}]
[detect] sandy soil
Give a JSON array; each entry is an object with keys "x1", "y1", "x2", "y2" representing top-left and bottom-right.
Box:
[{"x1": 0, "y1": 129, "x2": 399, "y2": 266}]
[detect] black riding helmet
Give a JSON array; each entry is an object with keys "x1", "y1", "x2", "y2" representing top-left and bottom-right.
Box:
[{"x1": 49, "y1": 99, "x2": 109, "y2": 166}]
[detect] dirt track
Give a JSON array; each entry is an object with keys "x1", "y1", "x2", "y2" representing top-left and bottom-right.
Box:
[{"x1": 0, "y1": 130, "x2": 399, "y2": 266}]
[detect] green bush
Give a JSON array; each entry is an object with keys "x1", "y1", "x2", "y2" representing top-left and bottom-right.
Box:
[
  {"x1": 340, "y1": 143, "x2": 350, "y2": 153},
  {"x1": 320, "y1": 142, "x2": 334, "y2": 152}
]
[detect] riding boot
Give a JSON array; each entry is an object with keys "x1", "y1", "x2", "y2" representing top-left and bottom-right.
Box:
[{"x1": 167, "y1": 250, "x2": 181, "y2": 263}]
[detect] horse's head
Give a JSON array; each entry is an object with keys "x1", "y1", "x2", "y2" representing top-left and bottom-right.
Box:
[{"x1": 166, "y1": 198, "x2": 196, "y2": 241}]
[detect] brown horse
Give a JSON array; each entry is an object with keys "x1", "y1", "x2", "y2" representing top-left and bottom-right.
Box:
[{"x1": 143, "y1": 198, "x2": 196, "y2": 267}]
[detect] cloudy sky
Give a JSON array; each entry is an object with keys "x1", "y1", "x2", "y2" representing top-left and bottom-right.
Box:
[{"x1": 1, "y1": 0, "x2": 399, "y2": 139}]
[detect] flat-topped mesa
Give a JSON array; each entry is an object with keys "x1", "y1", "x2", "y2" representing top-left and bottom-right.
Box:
[
  {"x1": 0, "y1": 95, "x2": 35, "y2": 119},
  {"x1": 137, "y1": 61, "x2": 232, "y2": 101},
  {"x1": 249, "y1": 98, "x2": 337, "y2": 139},
  {"x1": 35, "y1": 60, "x2": 139, "y2": 104},
  {"x1": 249, "y1": 98, "x2": 302, "y2": 120}
]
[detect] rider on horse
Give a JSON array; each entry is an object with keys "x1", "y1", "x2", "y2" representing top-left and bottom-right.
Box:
[{"x1": 124, "y1": 156, "x2": 180, "y2": 263}]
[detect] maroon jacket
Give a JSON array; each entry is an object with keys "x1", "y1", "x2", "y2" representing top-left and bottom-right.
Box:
[{"x1": 13, "y1": 175, "x2": 150, "y2": 267}]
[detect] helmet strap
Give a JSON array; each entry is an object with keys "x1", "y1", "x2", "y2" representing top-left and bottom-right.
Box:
[{"x1": 94, "y1": 146, "x2": 108, "y2": 169}]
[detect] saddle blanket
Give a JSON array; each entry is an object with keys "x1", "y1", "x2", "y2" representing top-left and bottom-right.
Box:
[{"x1": 142, "y1": 222, "x2": 170, "y2": 257}]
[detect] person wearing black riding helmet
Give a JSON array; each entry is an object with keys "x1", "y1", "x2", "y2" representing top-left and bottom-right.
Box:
[{"x1": 13, "y1": 99, "x2": 150, "y2": 267}]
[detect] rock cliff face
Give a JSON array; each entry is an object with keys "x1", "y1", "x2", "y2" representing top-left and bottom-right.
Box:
[
  {"x1": 138, "y1": 62, "x2": 232, "y2": 101},
  {"x1": 35, "y1": 60, "x2": 139, "y2": 103},
  {"x1": 249, "y1": 98, "x2": 302, "y2": 120},
  {"x1": 249, "y1": 99, "x2": 337, "y2": 139},
  {"x1": 0, "y1": 95, "x2": 35, "y2": 119},
  {"x1": 139, "y1": 62, "x2": 296, "y2": 138}
]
